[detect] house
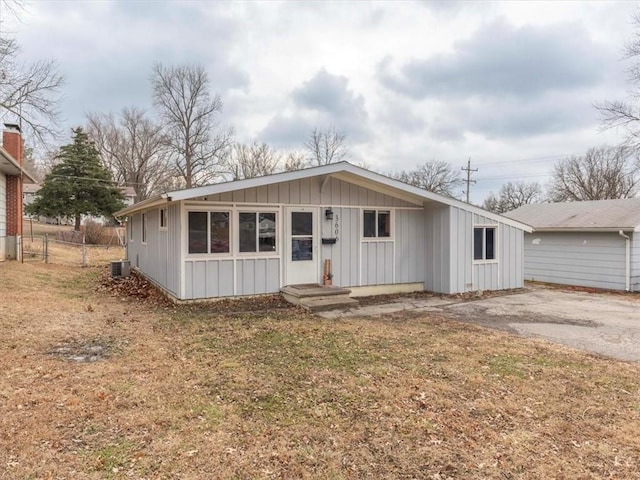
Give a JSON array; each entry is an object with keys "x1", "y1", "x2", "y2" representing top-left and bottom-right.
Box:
[
  {"x1": 504, "y1": 198, "x2": 640, "y2": 292},
  {"x1": 22, "y1": 183, "x2": 40, "y2": 210},
  {"x1": 0, "y1": 124, "x2": 36, "y2": 261},
  {"x1": 115, "y1": 162, "x2": 532, "y2": 301}
]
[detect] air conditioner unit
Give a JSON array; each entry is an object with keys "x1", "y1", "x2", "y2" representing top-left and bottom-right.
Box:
[{"x1": 110, "y1": 260, "x2": 131, "y2": 278}]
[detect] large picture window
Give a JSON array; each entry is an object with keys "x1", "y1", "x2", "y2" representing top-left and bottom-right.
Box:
[
  {"x1": 188, "y1": 211, "x2": 230, "y2": 254},
  {"x1": 474, "y1": 226, "x2": 496, "y2": 261},
  {"x1": 239, "y1": 212, "x2": 277, "y2": 253},
  {"x1": 363, "y1": 210, "x2": 391, "y2": 238}
]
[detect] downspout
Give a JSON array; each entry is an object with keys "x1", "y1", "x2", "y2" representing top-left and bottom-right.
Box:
[{"x1": 618, "y1": 230, "x2": 631, "y2": 292}]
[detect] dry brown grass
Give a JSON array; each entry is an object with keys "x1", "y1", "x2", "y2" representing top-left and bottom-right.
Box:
[
  {"x1": 21, "y1": 237, "x2": 125, "y2": 266},
  {"x1": 1, "y1": 261, "x2": 639, "y2": 479}
]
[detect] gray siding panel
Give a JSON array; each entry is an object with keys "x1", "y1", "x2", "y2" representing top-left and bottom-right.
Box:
[
  {"x1": 424, "y1": 204, "x2": 451, "y2": 293},
  {"x1": 394, "y1": 209, "x2": 426, "y2": 284},
  {"x1": 197, "y1": 178, "x2": 417, "y2": 207},
  {"x1": 320, "y1": 207, "x2": 359, "y2": 288},
  {"x1": 632, "y1": 233, "x2": 640, "y2": 292},
  {"x1": 361, "y1": 241, "x2": 394, "y2": 285},
  {"x1": 236, "y1": 258, "x2": 280, "y2": 295},
  {"x1": 523, "y1": 232, "x2": 627, "y2": 291}
]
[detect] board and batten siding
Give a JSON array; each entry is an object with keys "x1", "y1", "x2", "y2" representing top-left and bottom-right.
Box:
[
  {"x1": 523, "y1": 231, "x2": 628, "y2": 291},
  {"x1": 127, "y1": 204, "x2": 181, "y2": 297},
  {"x1": 424, "y1": 204, "x2": 523, "y2": 294},
  {"x1": 192, "y1": 176, "x2": 417, "y2": 208},
  {"x1": 320, "y1": 207, "x2": 359, "y2": 288},
  {"x1": 632, "y1": 232, "x2": 639, "y2": 292}
]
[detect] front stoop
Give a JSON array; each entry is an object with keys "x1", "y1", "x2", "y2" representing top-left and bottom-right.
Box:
[{"x1": 281, "y1": 284, "x2": 359, "y2": 312}]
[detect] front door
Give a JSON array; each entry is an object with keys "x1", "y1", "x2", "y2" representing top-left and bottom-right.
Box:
[{"x1": 285, "y1": 207, "x2": 318, "y2": 285}]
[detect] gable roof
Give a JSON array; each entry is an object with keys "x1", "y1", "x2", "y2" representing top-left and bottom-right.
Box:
[
  {"x1": 115, "y1": 162, "x2": 532, "y2": 232},
  {"x1": 504, "y1": 198, "x2": 640, "y2": 232}
]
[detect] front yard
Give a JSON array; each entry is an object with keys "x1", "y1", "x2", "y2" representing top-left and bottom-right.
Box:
[{"x1": 1, "y1": 261, "x2": 639, "y2": 479}]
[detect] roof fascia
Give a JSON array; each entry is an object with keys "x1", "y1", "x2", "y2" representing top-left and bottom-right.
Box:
[
  {"x1": 0, "y1": 147, "x2": 37, "y2": 183},
  {"x1": 532, "y1": 227, "x2": 637, "y2": 233},
  {"x1": 114, "y1": 194, "x2": 168, "y2": 218}
]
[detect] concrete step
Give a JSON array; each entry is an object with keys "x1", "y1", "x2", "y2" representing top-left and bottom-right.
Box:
[
  {"x1": 281, "y1": 283, "x2": 358, "y2": 312},
  {"x1": 299, "y1": 295, "x2": 359, "y2": 313}
]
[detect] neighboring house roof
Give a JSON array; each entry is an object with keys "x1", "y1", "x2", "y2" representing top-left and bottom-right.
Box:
[
  {"x1": 115, "y1": 162, "x2": 532, "y2": 232},
  {"x1": 504, "y1": 198, "x2": 640, "y2": 232},
  {"x1": 0, "y1": 147, "x2": 37, "y2": 183},
  {"x1": 122, "y1": 186, "x2": 136, "y2": 198}
]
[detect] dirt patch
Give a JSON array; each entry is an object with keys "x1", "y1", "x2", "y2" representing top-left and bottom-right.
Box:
[{"x1": 49, "y1": 337, "x2": 121, "y2": 363}]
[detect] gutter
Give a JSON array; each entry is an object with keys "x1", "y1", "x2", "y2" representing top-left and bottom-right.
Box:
[{"x1": 618, "y1": 230, "x2": 631, "y2": 292}]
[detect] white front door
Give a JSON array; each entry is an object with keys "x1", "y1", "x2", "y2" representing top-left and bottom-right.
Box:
[{"x1": 285, "y1": 207, "x2": 319, "y2": 285}]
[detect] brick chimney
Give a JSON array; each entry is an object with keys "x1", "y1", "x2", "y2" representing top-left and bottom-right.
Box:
[{"x1": 4, "y1": 123, "x2": 24, "y2": 243}]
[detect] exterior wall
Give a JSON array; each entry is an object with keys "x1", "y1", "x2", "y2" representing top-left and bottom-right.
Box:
[
  {"x1": 0, "y1": 172, "x2": 6, "y2": 259},
  {"x1": 198, "y1": 177, "x2": 415, "y2": 207},
  {"x1": 424, "y1": 205, "x2": 524, "y2": 294},
  {"x1": 127, "y1": 203, "x2": 181, "y2": 297},
  {"x1": 632, "y1": 232, "x2": 639, "y2": 292},
  {"x1": 424, "y1": 203, "x2": 451, "y2": 293},
  {"x1": 321, "y1": 207, "x2": 360, "y2": 287},
  {"x1": 523, "y1": 231, "x2": 628, "y2": 291}
]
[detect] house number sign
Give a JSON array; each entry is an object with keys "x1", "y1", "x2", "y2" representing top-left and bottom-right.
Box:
[{"x1": 334, "y1": 213, "x2": 339, "y2": 242}]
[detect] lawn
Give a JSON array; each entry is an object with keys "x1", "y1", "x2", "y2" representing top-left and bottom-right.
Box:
[{"x1": 1, "y1": 261, "x2": 639, "y2": 479}]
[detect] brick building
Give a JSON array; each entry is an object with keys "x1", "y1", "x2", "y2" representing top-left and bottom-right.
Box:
[{"x1": 0, "y1": 124, "x2": 36, "y2": 260}]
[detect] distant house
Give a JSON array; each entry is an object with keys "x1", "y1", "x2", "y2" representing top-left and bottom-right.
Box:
[
  {"x1": 0, "y1": 124, "x2": 36, "y2": 260},
  {"x1": 505, "y1": 198, "x2": 640, "y2": 292},
  {"x1": 115, "y1": 162, "x2": 532, "y2": 301},
  {"x1": 22, "y1": 183, "x2": 40, "y2": 210}
]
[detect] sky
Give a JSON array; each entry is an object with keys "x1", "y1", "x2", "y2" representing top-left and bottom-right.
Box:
[{"x1": 3, "y1": 0, "x2": 638, "y2": 203}]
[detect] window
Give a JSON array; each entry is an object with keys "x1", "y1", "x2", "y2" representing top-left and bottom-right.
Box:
[
  {"x1": 160, "y1": 208, "x2": 167, "y2": 229},
  {"x1": 363, "y1": 210, "x2": 391, "y2": 238},
  {"x1": 141, "y1": 213, "x2": 147, "y2": 243},
  {"x1": 239, "y1": 212, "x2": 277, "y2": 253},
  {"x1": 474, "y1": 226, "x2": 496, "y2": 261},
  {"x1": 129, "y1": 217, "x2": 134, "y2": 242},
  {"x1": 188, "y1": 211, "x2": 230, "y2": 254}
]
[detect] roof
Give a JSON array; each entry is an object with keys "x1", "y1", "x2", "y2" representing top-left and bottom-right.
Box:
[
  {"x1": 23, "y1": 183, "x2": 40, "y2": 193},
  {"x1": 0, "y1": 147, "x2": 37, "y2": 183},
  {"x1": 504, "y1": 198, "x2": 640, "y2": 232},
  {"x1": 115, "y1": 162, "x2": 532, "y2": 232}
]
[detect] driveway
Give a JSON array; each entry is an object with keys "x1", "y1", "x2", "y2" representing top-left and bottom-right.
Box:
[{"x1": 319, "y1": 286, "x2": 640, "y2": 362}]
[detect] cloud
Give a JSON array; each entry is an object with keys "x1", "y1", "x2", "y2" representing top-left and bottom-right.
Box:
[
  {"x1": 378, "y1": 19, "x2": 609, "y2": 100},
  {"x1": 261, "y1": 69, "x2": 371, "y2": 147}
]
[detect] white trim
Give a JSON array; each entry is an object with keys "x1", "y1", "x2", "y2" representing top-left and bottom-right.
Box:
[
  {"x1": 180, "y1": 202, "x2": 186, "y2": 300},
  {"x1": 473, "y1": 224, "x2": 499, "y2": 264},
  {"x1": 361, "y1": 208, "x2": 394, "y2": 241}
]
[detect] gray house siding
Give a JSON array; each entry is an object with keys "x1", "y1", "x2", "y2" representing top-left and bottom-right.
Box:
[
  {"x1": 394, "y1": 209, "x2": 426, "y2": 284},
  {"x1": 632, "y1": 233, "x2": 640, "y2": 292},
  {"x1": 424, "y1": 203, "x2": 451, "y2": 293},
  {"x1": 523, "y1": 231, "x2": 628, "y2": 291},
  {"x1": 320, "y1": 207, "x2": 359, "y2": 288},
  {"x1": 127, "y1": 205, "x2": 181, "y2": 296},
  {"x1": 195, "y1": 177, "x2": 416, "y2": 208}
]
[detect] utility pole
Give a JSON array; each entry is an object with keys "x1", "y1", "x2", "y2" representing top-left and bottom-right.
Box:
[{"x1": 461, "y1": 158, "x2": 477, "y2": 203}]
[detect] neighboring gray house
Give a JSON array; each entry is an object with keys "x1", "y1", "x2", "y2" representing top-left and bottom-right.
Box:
[
  {"x1": 505, "y1": 198, "x2": 640, "y2": 292},
  {"x1": 115, "y1": 162, "x2": 531, "y2": 301}
]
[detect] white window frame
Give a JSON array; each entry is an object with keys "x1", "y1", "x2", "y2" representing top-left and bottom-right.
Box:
[
  {"x1": 361, "y1": 208, "x2": 393, "y2": 241},
  {"x1": 237, "y1": 209, "x2": 278, "y2": 256},
  {"x1": 186, "y1": 209, "x2": 232, "y2": 256},
  {"x1": 473, "y1": 224, "x2": 498, "y2": 264},
  {"x1": 141, "y1": 213, "x2": 147, "y2": 244},
  {"x1": 159, "y1": 208, "x2": 168, "y2": 230},
  {"x1": 129, "y1": 216, "x2": 134, "y2": 243}
]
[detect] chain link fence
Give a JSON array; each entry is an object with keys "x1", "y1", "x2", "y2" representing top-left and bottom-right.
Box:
[{"x1": 20, "y1": 232, "x2": 126, "y2": 267}]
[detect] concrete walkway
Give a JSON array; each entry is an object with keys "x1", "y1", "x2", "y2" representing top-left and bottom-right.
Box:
[{"x1": 319, "y1": 287, "x2": 640, "y2": 362}]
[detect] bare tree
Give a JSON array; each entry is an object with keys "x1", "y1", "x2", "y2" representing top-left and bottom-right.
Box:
[
  {"x1": 482, "y1": 181, "x2": 543, "y2": 213},
  {"x1": 305, "y1": 126, "x2": 349, "y2": 166},
  {"x1": 87, "y1": 107, "x2": 171, "y2": 200},
  {"x1": 151, "y1": 63, "x2": 233, "y2": 188},
  {"x1": 548, "y1": 146, "x2": 640, "y2": 202},
  {"x1": 395, "y1": 159, "x2": 463, "y2": 198},
  {"x1": 0, "y1": 16, "x2": 63, "y2": 143},
  {"x1": 597, "y1": 10, "x2": 640, "y2": 150},
  {"x1": 222, "y1": 141, "x2": 281, "y2": 180},
  {"x1": 281, "y1": 150, "x2": 308, "y2": 172}
]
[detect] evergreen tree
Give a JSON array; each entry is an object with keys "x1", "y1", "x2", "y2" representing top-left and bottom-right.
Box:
[{"x1": 27, "y1": 128, "x2": 125, "y2": 230}]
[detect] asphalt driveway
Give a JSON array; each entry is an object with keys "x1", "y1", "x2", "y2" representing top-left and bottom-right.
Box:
[{"x1": 320, "y1": 286, "x2": 640, "y2": 362}]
